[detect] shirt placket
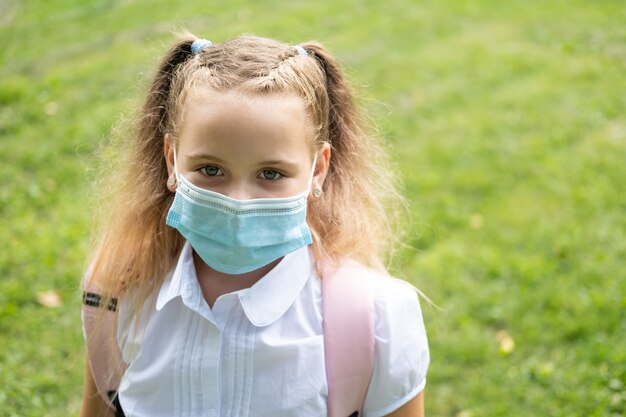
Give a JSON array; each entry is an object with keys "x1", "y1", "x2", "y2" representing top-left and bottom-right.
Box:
[
  {"x1": 201, "y1": 321, "x2": 222, "y2": 417},
  {"x1": 181, "y1": 280, "x2": 223, "y2": 417},
  {"x1": 212, "y1": 294, "x2": 255, "y2": 417}
]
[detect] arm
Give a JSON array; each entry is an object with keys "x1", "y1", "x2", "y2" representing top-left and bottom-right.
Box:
[
  {"x1": 384, "y1": 391, "x2": 425, "y2": 417},
  {"x1": 79, "y1": 355, "x2": 115, "y2": 417}
]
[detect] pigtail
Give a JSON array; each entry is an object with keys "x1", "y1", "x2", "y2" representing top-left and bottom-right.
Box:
[
  {"x1": 139, "y1": 35, "x2": 196, "y2": 149},
  {"x1": 130, "y1": 35, "x2": 196, "y2": 215},
  {"x1": 303, "y1": 43, "x2": 403, "y2": 269},
  {"x1": 89, "y1": 36, "x2": 197, "y2": 299},
  {"x1": 303, "y1": 43, "x2": 361, "y2": 153}
]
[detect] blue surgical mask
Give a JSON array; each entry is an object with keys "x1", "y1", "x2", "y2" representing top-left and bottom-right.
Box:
[{"x1": 166, "y1": 153, "x2": 316, "y2": 275}]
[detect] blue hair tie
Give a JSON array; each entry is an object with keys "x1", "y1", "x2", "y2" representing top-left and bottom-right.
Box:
[
  {"x1": 191, "y1": 39, "x2": 213, "y2": 54},
  {"x1": 294, "y1": 45, "x2": 308, "y2": 57}
]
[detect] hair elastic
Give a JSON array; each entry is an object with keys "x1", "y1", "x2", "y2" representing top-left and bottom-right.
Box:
[
  {"x1": 294, "y1": 45, "x2": 308, "y2": 57},
  {"x1": 191, "y1": 39, "x2": 213, "y2": 54}
]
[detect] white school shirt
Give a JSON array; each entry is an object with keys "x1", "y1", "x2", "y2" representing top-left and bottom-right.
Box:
[{"x1": 116, "y1": 242, "x2": 429, "y2": 417}]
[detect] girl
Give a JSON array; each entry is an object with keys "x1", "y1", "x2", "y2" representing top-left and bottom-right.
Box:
[{"x1": 80, "y1": 34, "x2": 429, "y2": 417}]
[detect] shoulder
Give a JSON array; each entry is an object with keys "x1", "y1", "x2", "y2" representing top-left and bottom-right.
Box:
[
  {"x1": 116, "y1": 287, "x2": 162, "y2": 365},
  {"x1": 366, "y1": 269, "x2": 428, "y2": 356},
  {"x1": 369, "y1": 272, "x2": 427, "y2": 337},
  {"x1": 341, "y1": 262, "x2": 426, "y2": 331},
  {"x1": 323, "y1": 260, "x2": 426, "y2": 331},
  {"x1": 369, "y1": 269, "x2": 420, "y2": 304}
]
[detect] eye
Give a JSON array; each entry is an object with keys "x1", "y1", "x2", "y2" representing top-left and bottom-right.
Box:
[
  {"x1": 200, "y1": 165, "x2": 223, "y2": 177},
  {"x1": 258, "y1": 169, "x2": 283, "y2": 181}
]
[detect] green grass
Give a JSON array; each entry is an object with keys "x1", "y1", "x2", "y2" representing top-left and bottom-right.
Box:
[{"x1": 1, "y1": 0, "x2": 624, "y2": 416}]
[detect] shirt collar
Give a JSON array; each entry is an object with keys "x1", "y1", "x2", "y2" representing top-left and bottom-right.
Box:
[
  {"x1": 155, "y1": 242, "x2": 313, "y2": 327},
  {"x1": 238, "y1": 245, "x2": 313, "y2": 327},
  {"x1": 155, "y1": 241, "x2": 197, "y2": 311}
]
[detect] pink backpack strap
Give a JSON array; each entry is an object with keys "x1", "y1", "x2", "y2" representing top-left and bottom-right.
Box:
[
  {"x1": 322, "y1": 259, "x2": 375, "y2": 417},
  {"x1": 82, "y1": 278, "x2": 126, "y2": 412}
]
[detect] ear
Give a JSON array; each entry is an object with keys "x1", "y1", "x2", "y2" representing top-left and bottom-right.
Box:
[
  {"x1": 164, "y1": 133, "x2": 177, "y2": 192},
  {"x1": 310, "y1": 142, "x2": 331, "y2": 200}
]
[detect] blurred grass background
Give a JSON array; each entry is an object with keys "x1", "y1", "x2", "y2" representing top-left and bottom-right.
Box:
[{"x1": 0, "y1": 0, "x2": 624, "y2": 416}]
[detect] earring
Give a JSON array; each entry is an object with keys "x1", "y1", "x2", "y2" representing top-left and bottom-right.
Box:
[
  {"x1": 312, "y1": 188, "x2": 322, "y2": 198},
  {"x1": 167, "y1": 176, "x2": 176, "y2": 188}
]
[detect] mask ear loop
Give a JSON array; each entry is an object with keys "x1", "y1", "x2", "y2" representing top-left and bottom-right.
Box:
[
  {"x1": 307, "y1": 154, "x2": 319, "y2": 196},
  {"x1": 172, "y1": 147, "x2": 181, "y2": 181}
]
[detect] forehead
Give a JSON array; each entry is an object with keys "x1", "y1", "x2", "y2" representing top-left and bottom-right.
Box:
[{"x1": 177, "y1": 90, "x2": 314, "y2": 158}]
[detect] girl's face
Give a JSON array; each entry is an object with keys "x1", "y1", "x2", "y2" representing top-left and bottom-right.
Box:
[{"x1": 165, "y1": 90, "x2": 329, "y2": 200}]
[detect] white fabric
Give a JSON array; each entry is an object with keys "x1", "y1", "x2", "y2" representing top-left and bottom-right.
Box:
[{"x1": 116, "y1": 242, "x2": 429, "y2": 417}]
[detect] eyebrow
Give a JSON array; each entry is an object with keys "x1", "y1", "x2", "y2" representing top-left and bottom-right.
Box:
[
  {"x1": 256, "y1": 159, "x2": 300, "y2": 168},
  {"x1": 184, "y1": 153, "x2": 300, "y2": 170},
  {"x1": 184, "y1": 153, "x2": 226, "y2": 163}
]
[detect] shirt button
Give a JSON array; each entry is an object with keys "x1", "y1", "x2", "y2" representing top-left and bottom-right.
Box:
[{"x1": 208, "y1": 409, "x2": 216, "y2": 417}]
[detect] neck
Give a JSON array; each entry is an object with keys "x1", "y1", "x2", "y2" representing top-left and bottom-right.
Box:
[{"x1": 192, "y1": 250, "x2": 282, "y2": 308}]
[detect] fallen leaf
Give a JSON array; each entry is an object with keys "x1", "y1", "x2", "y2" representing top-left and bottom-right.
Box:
[
  {"x1": 37, "y1": 290, "x2": 63, "y2": 308},
  {"x1": 496, "y1": 330, "x2": 515, "y2": 355}
]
